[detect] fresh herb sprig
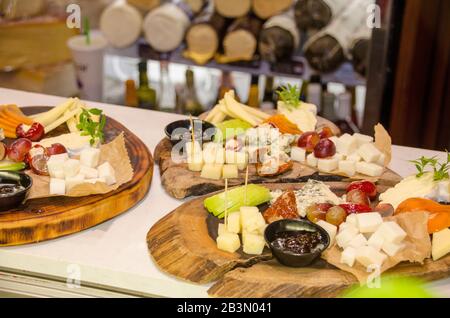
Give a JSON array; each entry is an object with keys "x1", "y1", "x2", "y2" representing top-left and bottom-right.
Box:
[
  {"x1": 277, "y1": 84, "x2": 301, "y2": 110},
  {"x1": 76, "y1": 108, "x2": 106, "y2": 146},
  {"x1": 410, "y1": 152, "x2": 450, "y2": 181}
]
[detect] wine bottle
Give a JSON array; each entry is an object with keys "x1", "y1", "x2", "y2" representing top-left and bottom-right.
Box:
[
  {"x1": 216, "y1": 71, "x2": 240, "y2": 103},
  {"x1": 335, "y1": 90, "x2": 358, "y2": 134},
  {"x1": 259, "y1": 10, "x2": 300, "y2": 63},
  {"x1": 247, "y1": 75, "x2": 260, "y2": 108},
  {"x1": 176, "y1": 68, "x2": 204, "y2": 116},
  {"x1": 125, "y1": 79, "x2": 138, "y2": 107},
  {"x1": 294, "y1": 0, "x2": 348, "y2": 30},
  {"x1": 252, "y1": 0, "x2": 294, "y2": 19},
  {"x1": 306, "y1": 75, "x2": 322, "y2": 114},
  {"x1": 304, "y1": 0, "x2": 374, "y2": 72},
  {"x1": 261, "y1": 76, "x2": 275, "y2": 110},
  {"x1": 158, "y1": 60, "x2": 175, "y2": 111},
  {"x1": 137, "y1": 61, "x2": 157, "y2": 110},
  {"x1": 321, "y1": 87, "x2": 337, "y2": 121}
]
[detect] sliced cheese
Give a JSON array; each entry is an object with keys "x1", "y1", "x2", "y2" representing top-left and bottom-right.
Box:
[
  {"x1": 317, "y1": 220, "x2": 337, "y2": 246},
  {"x1": 432, "y1": 228, "x2": 450, "y2": 261}
]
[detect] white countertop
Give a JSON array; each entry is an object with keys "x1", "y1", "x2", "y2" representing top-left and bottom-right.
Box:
[{"x1": 0, "y1": 88, "x2": 449, "y2": 298}]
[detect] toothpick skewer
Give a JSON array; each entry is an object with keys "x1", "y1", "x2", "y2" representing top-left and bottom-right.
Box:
[
  {"x1": 224, "y1": 178, "x2": 228, "y2": 228},
  {"x1": 244, "y1": 165, "x2": 249, "y2": 205}
]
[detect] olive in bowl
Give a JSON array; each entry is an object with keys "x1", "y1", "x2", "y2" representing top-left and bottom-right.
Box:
[
  {"x1": 164, "y1": 119, "x2": 217, "y2": 146},
  {"x1": 0, "y1": 171, "x2": 33, "y2": 212},
  {"x1": 264, "y1": 219, "x2": 330, "y2": 267}
]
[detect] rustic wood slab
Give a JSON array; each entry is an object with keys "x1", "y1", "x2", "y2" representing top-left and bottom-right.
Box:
[
  {"x1": 0, "y1": 107, "x2": 154, "y2": 246},
  {"x1": 147, "y1": 182, "x2": 450, "y2": 297}
]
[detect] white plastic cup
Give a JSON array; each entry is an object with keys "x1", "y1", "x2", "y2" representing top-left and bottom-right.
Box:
[{"x1": 67, "y1": 32, "x2": 107, "y2": 101}]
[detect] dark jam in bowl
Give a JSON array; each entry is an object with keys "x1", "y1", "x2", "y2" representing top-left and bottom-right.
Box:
[
  {"x1": 0, "y1": 184, "x2": 25, "y2": 197},
  {"x1": 271, "y1": 230, "x2": 325, "y2": 255}
]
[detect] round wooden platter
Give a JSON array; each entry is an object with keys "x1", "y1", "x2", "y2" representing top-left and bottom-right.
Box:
[
  {"x1": 154, "y1": 114, "x2": 401, "y2": 199},
  {"x1": 147, "y1": 182, "x2": 450, "y2": 298},
  {"x1": 0, "y1": 107, "x2": 154, "y2": 246}
]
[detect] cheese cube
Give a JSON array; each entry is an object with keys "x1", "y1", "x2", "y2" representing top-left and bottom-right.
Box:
[
  {"x1": 97, "y1": 162, "x2": 116, "y2": 185},
  {"x1": 242, "y1": 232, "x2": 266, "y2": 255},
  {"x1": 222, "y1": 164, "x2": 238, "y2": 179},
  {"x1": 336, "y1": 226, "x2": 359, "y2": 249},
  {"x1": 306, "y1": 153, "x2": 318, "y2": 167},
  {"x1": 357, "y1": 143, "x2": 382, "y2": 163},
  {"x1": 200, "y1": 164, "x2": 222, "y2": 180},
  {"x1": 49, "y1": 153, "x2": 69, "y2": 162},
  {"x1": 355, "y1": 246, "x2": 387, "y2": 268},
  {"x1": 356, "y1": 162, "x2": 384, "y2": 177},
  {"x1": 339, "y1": 160, "x2": 356, "y2": 177},
  {"x1": 367, "y1": 230, "x2": 385, "y2": 251},
  {"x1": 382, "y1": 241, "x2": 405, "y2": 257},
  {"x1": 216, "y1": 232, "x2": 240, "y2": 253},
  {"x1": 84, "y1": 177, "x2": 106, "y2": 184},
  {"x1": 346, "y1": 152, "x2": 362, "y2": 162},
  {"x1": 353, "y1": 133, "x2": 374, "y2": 146},
  {"x1": 339, "y1": 222, "x2": 358, "y2": 234},
  {"x1": 65, "y1": 174, "x2": 85, "y2": 192},
  {"x1": 235, "y1": 152, "x2": 248, "y2": 170},
  {"x1": 218, "y1": 223, "x2": 228, "y2": 236},
  {"x1": 240, "y1": 206, "x2": 265, "y2": 234},
  {"x1": 225, "y1": 150, "x2": 238, "y2": 164},
  {"x1": 348, "y1": 233, "x2": 368, "y2": 248},
  {"x1": 80, "y1": 147, "x2": 100, "y2": 168},
  {"x1": 329, "y1": 136, "x2": 339, "y2": 145},
  {"x1": 356, "y1": 212, "x2": 383, "y2": 233},
  {"x1": 49, "y1": 178, "x2": 66, "y2": 195},
  {"x1": 291, "y1": 146, "x2": 306, "y2": 163},
  {"x1": 47, "y1": 155, "x2": 66, "y2": 178},
  {"x1": 340, "y1": 246, "x2": 356, "y2": 267},
  {"x1": 336, "y1": 134, "x2": 358, "y2": 155},
  {"x1": 346, "y1": 214, "x2": 358, "y2": 227},
  {"x1": 317, "y1": 157, "x2": 338, "y2": 173},
  {"x1": 317, "y1": 220, "x2": 337, "y2": 246},
  {"x1": 377, "y1": 221, "x2": 407, "y2": 244},
  {"x1": 214, "y1": 148, "x2": 225, "y2": 164},
  {"x1": 332, "y1": 153, "x2": 346, "y2": 161},
  {"x1": 63, "y1": 159, "x2": 80, "y2": 178},
  {"x1": 185, "y1": 141, "x2": 201, "y2": 158},
  {"x1": 226, "y1": 211, "x2": 241, "y2": 234},
  {"x1": 80, "y1": 165, "x2": 99, "y2": 179},
  {"x1": 432, "y1": 228, "x2": 450, "y2": 261},
  {"x1": 202, "y1": 143, "x2": 219, "y2": 164},
  {"x1": 377, "y1": 153, "x2": 386, "y2": 166},
  {"x1": 188, "y1": 161, "x2": 203, "y2": 172}
]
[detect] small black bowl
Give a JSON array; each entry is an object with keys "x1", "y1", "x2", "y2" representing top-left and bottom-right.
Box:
[
  {"x1": 164, "y1": 119, "x2": 217, "y2": 146},
  {"x1": 0, "y1": 171, "x2": 33, "y2": 212},
  {"x1": 264, "y1": 219, "x2": 330, "y2": 267}
]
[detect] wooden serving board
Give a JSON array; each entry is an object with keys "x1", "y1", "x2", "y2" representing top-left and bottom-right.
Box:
[
  {"x1": 147, "y1": 182, "x2": 450, "y2": 298},
  {"x1": 0, "y1": 107, "x2": 154, "y2": 246}
]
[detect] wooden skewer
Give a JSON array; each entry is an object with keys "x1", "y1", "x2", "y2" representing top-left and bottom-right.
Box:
[
  {"x1": 224, "y1": 178, "x2": 228, "y2": 228},
  {"x1": 244, "y1": 165, "x2": 249, "y2": 205}
]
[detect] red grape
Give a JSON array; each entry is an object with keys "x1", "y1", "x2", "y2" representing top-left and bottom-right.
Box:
[
  {"x1": 339, "y1": 203, "x2": 372, "y2": 214},
  {"x1": 326, "y1": 206, "x2": 347, "y2": 226},
  {"x1": 8, "y1": 138, "x2": 32, "y2": 162},
  {"x1": 297, "y1": 132, "x2": 320, "y2": 152},
  {"x1": 347, "y1": 181, "x2": 377, "y2": 199},
  {"x1": 314, "y1": 138, "x2": 336, "y2": 158},
  {"x1": 47, "y1": 143, "x2": 67, "y2": 156},
  {"x1": 374, "y1": 203, "x2": 394, "y2": 217},
  {"x1": 347, "y1": 189, "x2": 371, "y2": 206},
  {"x1": 319, "y1": 127, "x2": 334, "y2": 139}
]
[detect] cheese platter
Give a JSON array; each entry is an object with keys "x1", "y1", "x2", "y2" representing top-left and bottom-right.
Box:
[{"x1": 0, "y1": 100, "x2": 153, "y2": 246}]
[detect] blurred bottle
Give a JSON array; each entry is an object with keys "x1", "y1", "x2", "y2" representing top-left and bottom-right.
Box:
[
  {"x1": 176, "y1": 68, "x2": 203, "y2": 116},
  {"x1": 261, "y1": 76, "x2": 275, "y2": 110},
  {"x1": 158, "y1": 59, "x2": 176, "y2": 111},
  {"x1": 125, "y1": 79, "x2": 138, "y2": 107},
  {"x1": 299, "y1": 78, "x2": 308, "y2": 102},
  {"x1": 306, "y1": 74, "x2": 322, "y2": 114},
  {"x1": 247, "y1": 75, "x2": 260, "y2": 108},
  {"x1": 334, "y1": 89, "x2": 358, "y2": 134},
  {"x1": 137, "y1": 61, "x2": 157, "y2": 110},
  {"x1": 321, "y1": 86, "x2": 337, "y2": 121},
  {"x1": 216, "y1": 71, "x2": 240, "y2": 103}
]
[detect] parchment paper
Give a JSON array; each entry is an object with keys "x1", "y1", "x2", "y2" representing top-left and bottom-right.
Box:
[
  {"x1": 27, "y1": 133, "x2": 134, "y2": 199},
  {"x1": 322, "y1": 211, "x2": 432, "y2": 284}
]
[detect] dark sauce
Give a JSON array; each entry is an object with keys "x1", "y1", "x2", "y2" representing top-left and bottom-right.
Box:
[
  {"x1": 0, "y1": 184, "x2": 25, "y2": 197},
  {"x1": 271, "y1": 230, "x2": 324, "y2": 255}
]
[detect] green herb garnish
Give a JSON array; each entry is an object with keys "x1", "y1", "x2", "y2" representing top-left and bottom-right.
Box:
[
  {"x1": 83, "y1": 16, "x2": 91, "y2": 45},
  {"x1": 410, "y1": 152, "x2": 450, "y2": 181},
  {"x1": 76, "y1": 108, "x2": 106, "y2": 146},
  {"x1": 277, "y1": 84, "x2": 301, "y2": 110}
]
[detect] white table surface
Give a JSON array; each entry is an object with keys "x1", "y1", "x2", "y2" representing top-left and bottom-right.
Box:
[{"x1": 0, "y1": 87, "x2": 449, "y2": 298}]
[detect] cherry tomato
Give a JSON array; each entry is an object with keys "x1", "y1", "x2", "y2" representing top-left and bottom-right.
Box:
[
  {"x1": 339, "y1": 203, "x2": 372, "y2": 214},
  {"x1": 347, "y1": 181, "x2": 377, "y2": 200},
  {"x1": 16, "y1": 122, "x2": 45, "y2": 142}
]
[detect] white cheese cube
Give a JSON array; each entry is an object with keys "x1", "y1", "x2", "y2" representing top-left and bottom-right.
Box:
[
  {"x1": 346, "y1": 153, "x2": 362, "y2": 162},
  {"x1": 216, "y1": 233, "x2": 240, "y2": 253},
  {"x1": 346, "y1": 214, "x2": 358, "y2": 227},
  {"x1": 240, "y1": 207, "x2": 265, "y2": 234},
  {"x1": 357, "y1": 143, "x2": 382, "y2": 163},
  {"x1": 226, "y1": 212, "x2": 241, "y2": 234},
  {"x1": 225, "y1": 150, "x2": 238, "y2": 164},
  {"x1": 355, "y1": 246, "x2": 387, "y2": 268},
  {"x1": 80, "y1": 165, "x2": 99, "y2": 179},
  {"x1": 332, "y1": 153, "x2": 346, "y2": 161},
  {"x1": 382, "y1": 241, "x2": 405, "y2": 257},
  {"x1": 222, "y1": 164, "x2": 238, "y2": 179},
  {"x1": 80, "y1": 147, "x2": 100, "y2": 168},
  {"x1": 63, "y1": 159, "x2": 80, "y2": 178},
  {"x1": 188, "y1": 161, "x2": 203, "y2": 172},
  {"x1": 185, "y1": 141, "x2": 202, "y2": 158},
  {"x1": 49, "y1": 153, "x2": 69, "y2": 162},
  {"x1": 356, "y1": 162, "x2": 384, "y2": 177},
  {"x1": 336, "y1": 227, "x2": 359, "y2": 249},
  {"x1": 97, "y1": 162, "x2": 116, "y2": 185},
  {"x1": 367, "y1": 230, "x2": 385, "y2": 251},
  {"x1": 48, "y1": 156, "x2": 66, "y2": 178},
  {"x1": 356, "y1": 212, "x2": 383, "y2": 233},
  {"x1": 339, "y1": 160, "x2": 356, "y2": 177},
  {"x1": 432, "y1": 228, "x2": 450, "y2": 261},
  {"x1": 377, "y1": 221, "x2": 407, "y2": 244},
  {"x1": 215, "y1": 148, "x2": 225, "y2": 164},
  {"x1": 336, "y1": 134, "x2": 358, "y2": 155},
  {"x1": 348, "y1": 233, "x2": 368, "y2": 249},
  {"x1": 353, "y1": 133, "x2": 374, "y2": 146},
  {"x1": 65, "y1": 174, "x2": 85, "y2": 192},
  {"x1": 317, "y1": 157, "x2": 338, "y2": 173},
  {"x1": 306, "y1": 153, "x2": 318, "y2": 167},
  {"x1": 377, "y1": 153, "x2": 386, "y2": 166},
  {"x1": 339, "y1": 222, "x2": 358, "y2": 234},
  {"x1": 317, "y1": 220, "x2": 337, "y2": 246},
  {"x1": 290, "y1": 146, "x2": 306, "y2": 163},
  {"x1": 340, "y1": 246, "x2": 356, "y2": 267},
  {"x1": 218, "y1": 223, "x2": 228, "y2": 236},
  {"x1": 200, "y1": 164, "x2": 222, "y2": 180},
  {"x1": 235, "y1": 152, "x2": 248, "y2": 170},
  {"x1": 242, "y1": 232, "x2": 266, "y2": 255},
  {"x1": 49, "y1": 178, "x2": 66, "y2": 195},
  {"x1": 202, "y1": 143, "x2": 219, "y2": 164}
]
